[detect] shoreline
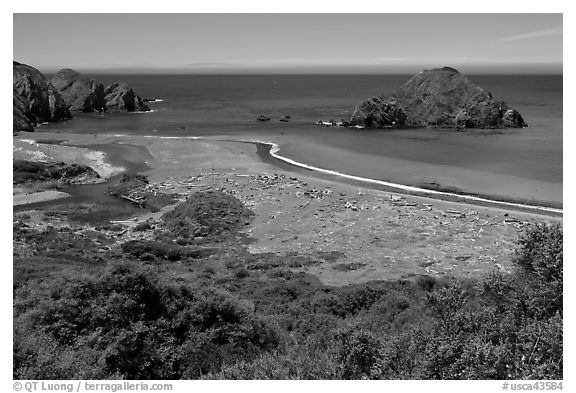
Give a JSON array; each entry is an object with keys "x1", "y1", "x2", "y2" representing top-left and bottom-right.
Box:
[
  {"x1": 137, "y1": 134, "x2": 562, "y2": 216},
  {"x1": 15, "y1": 131, "x2": 562, "y2": 217},
  {"x1": 260, "y1": 141, "x2": 562, "y2": 215}
]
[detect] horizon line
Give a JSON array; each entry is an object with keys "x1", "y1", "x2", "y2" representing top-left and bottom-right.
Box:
[
  {"x1": 20, "y1": 60, "x2": 563, "y2": 76},
  {"x1": 35, "y1": 68, "x2": 563, "y2": 76}
]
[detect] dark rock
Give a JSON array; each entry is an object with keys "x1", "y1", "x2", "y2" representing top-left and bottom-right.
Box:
[
  {"x1": 50, "y1": 68, "x2": 93, "y2": 112},
  {"x1": 257, "y1": 115, "x2": 271, "y2": 121},
  {"x1": 104, "y1": 82, "x2": 150, "y2": 112},
  {"x1": 13, "y1": 61, "x2": 72, "y2": 132},
  {"x1": 51, "y1": 68, "x2": 150, "y2": 113},
  {"x1": 13, "y1": 160, "x2": 101, "y2": 185},
  {"x1": 349, "y1": 96, "x2": 407, "y2": 128},
  {"x1": 349, "y1": 67, "x2": 527, "y2": 129},
  {"x1": 13, "y1": 89, "x2": 35, "y2": 132}
]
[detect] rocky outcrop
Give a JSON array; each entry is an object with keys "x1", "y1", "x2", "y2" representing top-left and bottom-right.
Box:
[
  {"x1": 348, "y1": 96, "x2": 407, "y2": 127},
  {"x1": 51, "y1": 69, "x2": 150, "y2": 113},
  {"x1": 13, "y1": 61, "x2": 72, "y2": 132},
  {"x1": 103, "y1": 82, "x2": 150, "y2": 112},
  {"x1": 13, "y1": 160, "x2": 102, "y2": 185},
  {"x1": 349, "y1": 67, "x2": 527, "y2": 129}
]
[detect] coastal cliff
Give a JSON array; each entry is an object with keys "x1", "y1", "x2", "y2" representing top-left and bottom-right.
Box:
[
  {"x1": 51, "y1": 68, "x2": 150, "y2": 113},
  {"x1": 13, "y1": 61, "x2": 72, "y2": 132},
  {"x1": 13, "y1": 62, "x2": 152, "y2": 132},
  {"x1": 349, "y1": 67, "x2": 527, "y2": 129}
]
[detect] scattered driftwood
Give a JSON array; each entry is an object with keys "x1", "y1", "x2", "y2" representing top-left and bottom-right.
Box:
[{"x1": 121, "y1": 195, "x2": 145, "y2": 208}]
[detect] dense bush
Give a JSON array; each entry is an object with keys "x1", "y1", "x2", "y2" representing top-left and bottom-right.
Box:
[
  {"x1": 14, "y1": 262, "x2": 280, "y2": 379},
  {"x1": 161, "y1": 191, "x2": 253, "y2": 240},
  {"x1": 120, "y1": 240, "x2": 212, "y2": 262}
]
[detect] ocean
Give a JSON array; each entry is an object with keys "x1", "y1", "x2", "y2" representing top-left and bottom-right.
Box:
[{"x1": 37, "y1": 74, "x2": 563, "y2": 207}]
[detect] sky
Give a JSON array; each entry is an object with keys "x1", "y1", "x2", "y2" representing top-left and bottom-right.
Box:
[{"x1": 13, "y1": 13, "x2": 562, "y2": 74}]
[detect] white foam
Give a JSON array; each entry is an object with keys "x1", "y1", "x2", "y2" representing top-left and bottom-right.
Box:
[
  {"x1": 83, "y1": 150, "x2": 125, "y2": 178},
  {"x1": 142, "y1": 135, "x2": 202, "y2": 140},
  {"x1": 129, "y1": 109, "x2": 157, "y2": 114}
]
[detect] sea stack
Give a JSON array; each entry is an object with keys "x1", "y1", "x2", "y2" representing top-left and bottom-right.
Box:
[
  {"x1": 13, "y1": 61, "x2": 72, "y2": 132},
  {"x1": 51, "y1": 68, "x2": 151, "y2": 113},
  {"x1": 348, "y1": 66, "x2": 527, "y2": 129}
]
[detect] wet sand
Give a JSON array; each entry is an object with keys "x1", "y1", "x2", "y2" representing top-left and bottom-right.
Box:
[{"x1": 13, "y1": 189, "x2": 71, "y2": 206}]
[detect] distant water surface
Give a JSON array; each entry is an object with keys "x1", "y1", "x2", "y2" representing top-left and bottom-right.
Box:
[{"x1": 39, "y1": 74, "x2": 563, "y2": 207}]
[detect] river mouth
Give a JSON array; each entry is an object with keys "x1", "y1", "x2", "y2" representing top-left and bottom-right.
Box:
[{"x1": 13, "y1": 142, "x2": 155, "y2": 225}]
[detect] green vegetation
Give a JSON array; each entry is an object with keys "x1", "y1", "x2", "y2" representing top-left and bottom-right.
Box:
[
  {"x1": 13, "y1": 192, "x2": 562, "y2": 380},
  {"x1": 14, "y1": 262, "x2": 279, "y2": 379},
  {"x1": 160, "y1": 191, "x2": 253, "y2": 242}
]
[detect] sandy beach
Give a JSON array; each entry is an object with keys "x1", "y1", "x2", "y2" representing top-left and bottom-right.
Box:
[
  {"x1": 13, "y1": 188, "x2": 72, "y2": 206},
  {"x1": 13, "y1": 131, "x2": 561, "y2": 284}
]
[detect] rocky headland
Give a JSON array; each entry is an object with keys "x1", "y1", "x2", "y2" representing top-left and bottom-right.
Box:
[
  {"x1": 50, "y1": 68, "x2": 150, "y2": 113},
  {"x1": 13, "y1": 61, "x2": 72, "y2": 132},
  {"x1": 348, "y1": 66, "x2": 527, "y2": 129},
  {"x1": 13, "y1": 61, "x2": 151, "y2": 133}
]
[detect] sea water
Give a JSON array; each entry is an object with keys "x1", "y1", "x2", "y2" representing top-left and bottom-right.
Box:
[{"x1": 37, "y1": 74, "x2": 563, "y2": 207}]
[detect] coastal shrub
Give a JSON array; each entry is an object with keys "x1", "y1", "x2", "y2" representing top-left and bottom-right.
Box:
[
  {"x1": 333, "y1": 328, "x2": 381, "y2": 379},
  {"x1": 161, "y1": 191, "x2": 254, "y2": 240},
  {"x1": 514, "y1": 223, "x2": 562, "y2": 278},
  {"x1": 134, "y1": 222, "x2": 152, "y2": 232},
  {"x1": 205, "y1": 343, "x2": 341, "y2": 380},
  {"x1": 166, "y1": 249, "x2": 183, "y2": 262},
  {"x1": 121, "y1": 240, "x2": 217, "y2": 263},
  {"x1": 139, "y1": 252, "x2": 157, "y2": 262},
  {"x1": 121, "y1": 240, "x2": 171, "y2": 259},
  {"x1": 512, "y1": 223, "x2": 563, "y2": 318},
  {"x1": 14, "y1": 262, "x2": 280, "y2": 379},
  {"x1": 234, "y1": 267, "x2": 250, "y2": 279},
  {"x1": 416, "y1": 275, "x2": 438, "y2": 291}
]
